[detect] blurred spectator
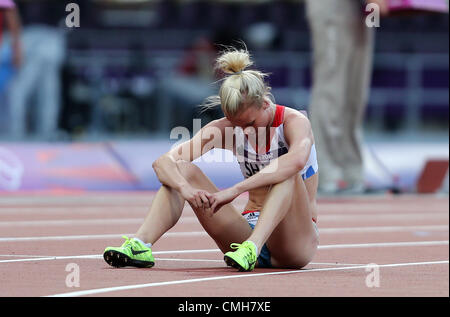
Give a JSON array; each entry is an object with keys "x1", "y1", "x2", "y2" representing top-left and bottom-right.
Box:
[
  {"x1": 0, "y1": 0, "x2": 22, "y2": 130},
  {"x1": 305, "y1": 0, "x2": 385, "y2": 194},
  {"x1": 154, "y1": 36, "x2": 220, "y2": 132},
  {"x1": 0, "y1": 0, "x2": 21, "y2": 67},
  {"x1": 0, "y1": 1, "x2": 65, "y2": 140}
]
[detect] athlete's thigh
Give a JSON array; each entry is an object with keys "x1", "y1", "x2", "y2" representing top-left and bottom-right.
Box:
[
  {"x1": 179, "y1": 161, "x2": 252, "y2": 253},
  {"x1": 265, "y1": 174, "x2": 319, "y2": 266}
]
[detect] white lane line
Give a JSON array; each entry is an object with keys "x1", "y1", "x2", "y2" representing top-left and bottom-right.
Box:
[
  {"x1": 0, "y1": 213, "x2": 448, "y2": 226},
  {"x1": 309, "y1": 262, "x2": 366, "y2": 266},
  {"x1": 0, "y1": 232, "x2": 206, "y2": 242},
  {"x1": 0, "y1": 254, "x2": 51, "y2": 258},
  {"x1": 0, "y1": 254, "x2": 364, "y2": 266},
  {"x1": 319, "y1": 214, "x2": 449, "y2": 221},
  {"x1": 0, "y1": 256, "x2": 223, "y2": 264},
  {"x1": 315, "y1": 202, "x2": 449, "y2": 213},
  {"x1": 0, "y1": 225, "x2": 448, "y2": 243},
  {"x1": 319, "y1": 225, "x2": 449, "y2": 234},
  {"x1": 0, "y1": 197, "x2": 445, "y2": 209},
  {"x1": 46, "y1": 260, "x2": 450, "y2": 297},
  {"x1": 155, "y1": 258, "x2": 222, "y2": 263},
  {"x1": 153, "y1": 249, "x2": 220, "y2": 255},
  {"x1": 152, "y1": 259, "x2": 368, "y2": 266},
  {"x1": 0, "y1": 250, "x2": 222, "y2": 263},
  {"x1": 0, "y1": 196, "x2": 156, "y2": 206},
  {"x1": 0, "y1": 241, "x2": 448, "y2": 264},
  {"x1": 0, "y1": 218, "x2": 143, "y2": 227},
  {"x1": 154, "y1": 259, "x2": 366, "y2": 266},
  {"x1": 0, "y1": 255, "x2": 102, "y2": 263},
  {"x1": 318, "y1": 240, "x2": 449, "y2": 249}
]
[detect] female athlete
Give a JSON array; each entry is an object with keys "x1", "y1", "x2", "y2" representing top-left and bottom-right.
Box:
[{"x1": 103, "y1": 47, "x2": 319, "y2": 271}]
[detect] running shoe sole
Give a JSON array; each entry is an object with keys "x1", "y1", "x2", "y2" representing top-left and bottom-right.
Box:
[
  {"x1": 103, "y1": 250, "x2": 154, "y2": 268},
  {"x1": 224, "y1": 255, "x2": 247, "y2": 272}
]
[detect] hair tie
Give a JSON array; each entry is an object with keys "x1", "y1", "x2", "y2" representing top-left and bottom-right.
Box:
[{"x1": 233, "y1": 70, "x2": 244, "y2": 75}]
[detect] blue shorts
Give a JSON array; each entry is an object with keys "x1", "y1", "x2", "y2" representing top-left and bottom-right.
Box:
[
  {"x1": 242, "y1": 211, "x2": 272, "y2": 268},
  {"x1": 243, "y1": 211, "x2": 320, "y2": 269},
  {"x1": 301, "y1": 165, "x2": 318, "y2": 180}
]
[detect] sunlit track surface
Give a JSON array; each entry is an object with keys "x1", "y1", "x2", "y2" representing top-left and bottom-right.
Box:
[{"x1": 0, "y1": 192, "x2": 448, "y2": 297}]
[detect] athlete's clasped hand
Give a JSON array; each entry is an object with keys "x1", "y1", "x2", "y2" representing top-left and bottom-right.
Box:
[
  {"x1": 179, "y1": 185, "x2": 212, "y2": 212},
  {"x1": 209, "y1": 187, "x2": 240, "y2": 215},
  {"x1": 179, "y1": 185, "x2": 240, "y2": 216}
]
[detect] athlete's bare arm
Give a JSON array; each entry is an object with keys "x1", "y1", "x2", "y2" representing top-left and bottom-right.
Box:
[
  {"x1": 233, "y1": 110, "x2": 314, "y2": 194},
  {"x1": 152, "y1": 119, "x2": 227, "y2": 191},
  {"x1": 209, "y1": 110, "x2": 314, "y2": 213}
]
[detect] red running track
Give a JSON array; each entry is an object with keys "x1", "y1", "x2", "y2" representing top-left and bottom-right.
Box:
[{"x1": 0, "y1": 192, "x2": 448, "y2": 297}]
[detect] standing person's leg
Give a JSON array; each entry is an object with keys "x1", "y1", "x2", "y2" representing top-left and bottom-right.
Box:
[
  {"x1": 342, "y1": 11, "x2": 375, "y2": 191},
  {"x1": 36, "y1": 28, "x2": 65, "y2": 139},
  {"x1": 7, "y1": 29, "x2": 41, "y2": 139},
  {"x1": 306, "y1": 0, "x2": 345, "y2": 193},
  {"x1": 306, "y1": 0, "x2": 364, "y2": 193}
]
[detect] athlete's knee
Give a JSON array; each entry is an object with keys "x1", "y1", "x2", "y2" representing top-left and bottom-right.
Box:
[
  {"x1": 277, "y1": 237, "x2": 318, "y2": 269},
  {"x1": 291, "y1": 257, "x2": 311, "y2": 269},
  {"x1": 302, "y1": 235, "x2": 319, "y2": 267},
  {"x1": 289, "y1": 247, "x2": 317, "y2": 269},
  {"x1": 175, "y1": 160, "x2": 203, "y2": 182},
  {"x1": 272, "y1": 174, "x2": 297, "y2": 191}
]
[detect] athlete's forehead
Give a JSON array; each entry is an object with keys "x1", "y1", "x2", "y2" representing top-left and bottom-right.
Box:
[{"x1": 227, "y1": 105, "x2": 259, "y2": 126}]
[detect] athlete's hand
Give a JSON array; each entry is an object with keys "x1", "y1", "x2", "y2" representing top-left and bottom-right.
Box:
[
  {"x1": 209, "y1": 186, "x2": 240, "y2": 215},
  {"x1": 180, "y1": 185, "x2": 212, "y2": 211}
]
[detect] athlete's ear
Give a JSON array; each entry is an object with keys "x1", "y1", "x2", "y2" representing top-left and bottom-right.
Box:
[{"x1": 261, "y1": 99, "x2": 270, "y2": 109}]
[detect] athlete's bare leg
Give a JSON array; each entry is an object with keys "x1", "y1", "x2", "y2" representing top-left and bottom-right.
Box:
[
  {"x1": 136, "y1": 160, "x2": 252, "y2": 253},
  {"x1": 248, "y1": 173, "x2": 319, "y2": 268}
]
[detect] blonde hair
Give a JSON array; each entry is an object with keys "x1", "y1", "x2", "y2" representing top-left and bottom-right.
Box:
[{"x1": 202, "y1": 46, "x2": 274, "y2": 118}]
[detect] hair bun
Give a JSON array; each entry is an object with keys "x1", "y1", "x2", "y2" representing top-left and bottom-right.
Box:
[{"x1": 216, "y1": 48, "x2": 253, "y2": 75}]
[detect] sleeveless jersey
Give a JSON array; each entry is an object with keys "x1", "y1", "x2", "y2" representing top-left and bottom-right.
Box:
[{"x1": 235, "y1": 105, "x2": 318, "y2": 180}]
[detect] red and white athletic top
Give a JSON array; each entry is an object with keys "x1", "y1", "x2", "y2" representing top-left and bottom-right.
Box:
[{"x1": 235, "y1": 104, "x2": 318, "y2": 180}]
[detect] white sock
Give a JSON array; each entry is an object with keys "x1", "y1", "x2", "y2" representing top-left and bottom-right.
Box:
[
  {"x1": 134, "y1": 237, "x2": 152, "y2": 248},
  {"x1": 246, "y1": 240, "x2": 258, "y2": 255}
]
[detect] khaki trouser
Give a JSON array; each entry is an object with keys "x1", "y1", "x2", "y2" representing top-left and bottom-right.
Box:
[{"x1": 306, "y1": 0, "x2": 374, "y2": 190}]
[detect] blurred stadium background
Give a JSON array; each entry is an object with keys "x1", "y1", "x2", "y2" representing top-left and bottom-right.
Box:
[{"x1": 0, "y1": 0, "x2": 448, "y2": 193}]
